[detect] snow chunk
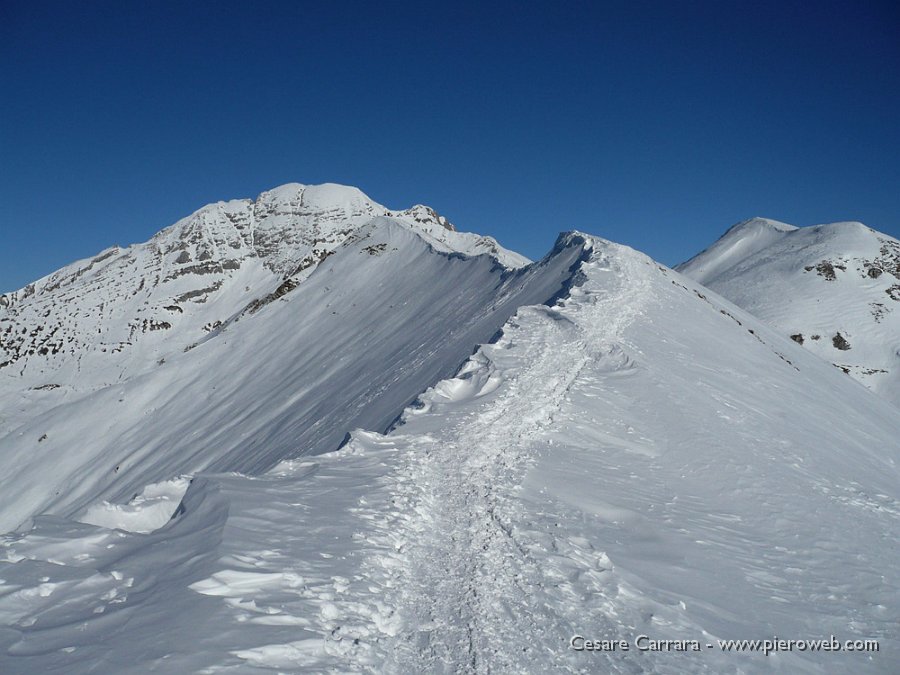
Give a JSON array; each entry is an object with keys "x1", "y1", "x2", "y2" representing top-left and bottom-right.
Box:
[{"x1": 77, "y1": 476, "x2": 192, "y2": 533}]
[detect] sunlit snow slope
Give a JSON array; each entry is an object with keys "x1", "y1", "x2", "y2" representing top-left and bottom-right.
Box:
[
  {"x1": 678, "y1": 217, "x2": 900, "y2": 406},
  {"x1": 1, "y1": 235, "x2": 897, "y2": 674}
]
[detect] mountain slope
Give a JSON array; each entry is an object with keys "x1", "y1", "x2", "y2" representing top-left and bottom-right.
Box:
[
  {"x1": 0, "y1": 219, "x2": 582, "y2": 532},
  {"x1": 677, "y1": 218, "x2": 900, "y2": 406},
  {"x1": 1, "y1": 235, "x2": 897, "y2": 673},
  {"x1": 0, "y1": 183, "x2": 527, "y2": 435}
]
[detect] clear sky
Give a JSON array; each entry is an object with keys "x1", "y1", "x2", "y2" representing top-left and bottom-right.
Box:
[{"x1": 2, "y1": 0, "x2": 898, "y2": 292}]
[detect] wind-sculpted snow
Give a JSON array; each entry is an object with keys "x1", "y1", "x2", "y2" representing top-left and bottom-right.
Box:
[
  {"x1": 679, "y1": 218, "x2": 900, "y2": 406},
  {"x1": 1, "y1": 235, "x2": 897, "y2": 673}
]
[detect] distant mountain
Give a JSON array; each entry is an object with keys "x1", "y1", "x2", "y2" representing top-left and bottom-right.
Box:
[{"x1": 678, "y1": 217, "x2": 900, "y2": 406}]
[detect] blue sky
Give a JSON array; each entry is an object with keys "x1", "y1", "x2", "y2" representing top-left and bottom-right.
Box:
[{"x1": 1, "y1": 0, "x2": 898, "y2": 292}]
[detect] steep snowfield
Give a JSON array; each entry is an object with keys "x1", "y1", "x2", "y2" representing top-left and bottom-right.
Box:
[
  {"x1": 0, "y1": 221, "x2": 581, "y2": 532},
  {"x1": 1, "y1": 235, "x2": 897, "y2": 673},
  {"x1": 0, "y1": 183, "x2": 527, "y2": 435},
  {"x1": 674, "y1": 217, "x2": 799, "y2": 284},
  {"x1": 678, "y1": 218, "x2": 900, "y2": 406}
]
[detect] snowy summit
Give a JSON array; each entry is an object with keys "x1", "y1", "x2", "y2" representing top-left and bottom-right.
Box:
[{"x1": 678, "y1": 217, "x2": 900, "y2": 407}]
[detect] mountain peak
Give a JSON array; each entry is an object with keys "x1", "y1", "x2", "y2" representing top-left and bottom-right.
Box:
[
  {"x1": 679, "y1": 217, "x2": 900, "y2": 406},
  {"x1": 0, "y1": 182, "x2": 528, "y2": 396},
  {"x1": 722, "y1": 216, "x2": 798, "y2": 236},
  {"x1": 399, "y1": 204, "x2": 455, "y2": 232},
  {"x1": 677, "y1": 217, "x2": 799, "y2": 285},
  {"x1": 262, "y1": 182, "x2": 383, "y2": 213}
]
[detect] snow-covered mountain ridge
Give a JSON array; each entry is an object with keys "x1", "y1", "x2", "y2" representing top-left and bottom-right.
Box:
[
  {"x1": 1, "y1": 190, "x2": 898, "y2": 672},
  {"x1": 0, "y1": 217, "x2": 583, "y2": 532},
  {"x1": 0, "y1": 183, "x2": 527, "y2": 434},
  {"x1": 1, "y1": 232, "x2": 897, "y2": 673},
  {"x1": 678, "y1": 217, "x2": 900, "y2": 406}
]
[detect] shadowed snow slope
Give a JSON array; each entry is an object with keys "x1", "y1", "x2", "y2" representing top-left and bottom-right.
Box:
[
  {"x1": 0, "y1": 220, "x2": 580, "y2": 532},
  {"x1": 678, "y1": 218, "x2": 900, "y2": 406},
  {"x1": 0, "y1": 183, "x2": 527, "y2": 436},
  {"x1": 1, "y1": 235, "x2": 897, "y2": 674}
]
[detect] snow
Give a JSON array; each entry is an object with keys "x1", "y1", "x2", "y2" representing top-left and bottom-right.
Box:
[
  {"x1": 0, "y1": 182, "x2": 527, "y2": 438},
  {"x1": 0, "y1": 221, "x2": 578, "y2": 532},
  {"x1": 77, "y1": 476, "x2": 191, "y2": 533},
  {"x1": 678, "y1": 219, "x2": 900, "y2": 406},
  {"x1": 678, "y1": 217, "x2": 798, "y2": 286},
  {"x1": 1, "y1": 230, "x2": 897, "y2": 673}
]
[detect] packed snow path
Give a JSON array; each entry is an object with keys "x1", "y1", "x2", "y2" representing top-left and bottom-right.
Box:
[{"x1": 375, "y1": 250, "x2": 650, "y2": 672}]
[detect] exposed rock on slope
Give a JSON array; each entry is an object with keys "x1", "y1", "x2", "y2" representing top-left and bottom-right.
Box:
[{"x1": 678, "y1": 218, "x2": 900, "y2": 406}]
